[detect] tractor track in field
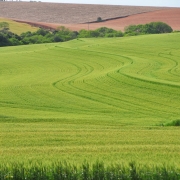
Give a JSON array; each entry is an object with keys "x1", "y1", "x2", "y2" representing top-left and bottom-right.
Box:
[
  {"x1": 1, "y1": 32, "x2": 180, "y2": 118},
  {"x1": 46, "y1": 45, "x2": 180, "y2": 116}
]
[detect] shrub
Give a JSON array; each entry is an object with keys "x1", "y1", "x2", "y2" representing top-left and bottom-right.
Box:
[
  {"x1": 166, "y1": 119, "x2": 180, "y2": 126},
  {"x1": 125, "y1": 22, "x2": 173, "y2": 36},
  {"x1": 78, "y1": 27, "x2": 123, "y2": 38},
  {"x1": 0, "y1": 33, "x2": 10, "y2": 46},
  {"x1": 147, "y1": 22, "x2": 173, "y2": 34}
]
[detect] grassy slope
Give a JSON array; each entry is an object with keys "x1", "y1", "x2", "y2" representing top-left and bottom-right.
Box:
[
  {"x1": 0, "y1": 17, "x2": 38, "y2": 34},
  {"x1": 0, "y1": 33, "x2": 180, "y2": 166}
]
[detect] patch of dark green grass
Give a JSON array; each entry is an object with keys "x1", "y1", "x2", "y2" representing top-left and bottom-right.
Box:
[
  {"x1": 0, "y1": 115, "x2": 14, "y2": 119},
  {"x1": 165, "y1": 119, "x2": 180, "y2": 126}
]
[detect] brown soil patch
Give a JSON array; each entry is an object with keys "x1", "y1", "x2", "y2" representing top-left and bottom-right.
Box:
[
  {"x1": 93, "y1": 8, "x2": 180, "y2": 31},
  {"x1": 1, "y1": 2, "x2": 179, "y2": 32},
  {"x1": 0, "y1": 2, "x2": 163, "y2": 24},
  {"x1": 14, "y1": 8, "x2": 180, "y2": 32}
]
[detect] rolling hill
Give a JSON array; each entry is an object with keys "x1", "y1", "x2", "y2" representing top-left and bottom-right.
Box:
[
  {"x1": 1, "y1": 33, "x2": 180, "y2": 166},
  {"x1": 1, "y1": 33, "x2": 180, "y2": 122}
]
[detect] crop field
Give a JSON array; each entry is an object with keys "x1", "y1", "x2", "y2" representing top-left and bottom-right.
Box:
[
  {"x1": 0, "y1": 33, "x2": 180, "y2": 168},
  {"x1": 0, "y1": 17, "x2": 38, "y2": 35}
]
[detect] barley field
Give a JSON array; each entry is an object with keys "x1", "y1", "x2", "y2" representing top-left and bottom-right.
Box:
[{"x1": 0, "y1": 33, "x2": 180, "y2": 169}]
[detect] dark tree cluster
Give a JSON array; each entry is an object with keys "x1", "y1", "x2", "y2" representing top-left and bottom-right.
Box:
[
  {"x1": 0, "y1": 26, "x2": 124, "y2": 47},
  {"x1": 0, "y1": 26, "x2": 78, "y2": 47},
  {"x1": 0, "y1": 22, "x2": 174, "y2": 47},
  {"x1": 124, "y1": 22, "x2": 173, "y2": 36},
  {"x1": 78, "y1": 27, "x2": 123, "y2": 38}
]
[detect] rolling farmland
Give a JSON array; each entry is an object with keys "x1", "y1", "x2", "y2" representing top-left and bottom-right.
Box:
[{"x1": 0, "y1": 33, "x2": 180, "y2": 167}]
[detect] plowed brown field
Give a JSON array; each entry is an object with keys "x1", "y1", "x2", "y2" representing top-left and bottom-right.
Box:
[
  {"x1": 93, "y1": 8, "x2": 180, "y2": 31},
  {"x1": 0, "y1": 2, "x2": 163, "y2": 23},
  {"x1": 15, "y1": 8, "x2": 180, "y2": 32},
  {"x1": 0, "y1": 2, "x2": 179, "y2": 32}
]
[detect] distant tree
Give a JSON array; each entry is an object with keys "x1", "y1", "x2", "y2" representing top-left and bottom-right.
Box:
[
  {"x1": 0, "y1": 33, "x2": 10, "y2": 46},
  {"x1": 115, "y1": 31, "x2": 124, "y2": 37},
  {"x1": 9, "y1": 37, "x2": 22, "y2": 46},
  {"x1": 78, "y1": 27, "x2": 123, "y2": 38},
  {"x1": 36, "y1": 28, "x2": 50, "y2": 36},
  {"x1": 72, "y1": 31, "x2": 79, "y2": 38},
  {"x1": 53, "y1": 35, "x2": 63, "y2": 42},
  {"x1": 97, "y1": 17, "x2": 102, "y2": 22},
  {"x1": 78, "y1": 29, "x2": 90, "y2": 38},
  {"x1": 124, "y1": 22, "x2": 173, "y2": 36},
  {"x1": 147, "y1": 22, "x2": 173, "y2": 34}
]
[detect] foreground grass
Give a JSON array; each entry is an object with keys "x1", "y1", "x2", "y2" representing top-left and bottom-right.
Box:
[
  {"x1": 1, "y1": 161, "x2": 180, "y2": 180},
  {"x1": 0, "y1": 18, "x2": 38, "y2": 34},
  {"x1": 1, "y1": 121, "x2": 180, "y2": 165},
  {"x1": 0, "y1": 33, "x2": 180, "y2": 166}
]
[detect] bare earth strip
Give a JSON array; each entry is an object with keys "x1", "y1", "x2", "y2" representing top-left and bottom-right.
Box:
[{"x1": 0, "y1": 2, "x2": 163, "y2": 23}]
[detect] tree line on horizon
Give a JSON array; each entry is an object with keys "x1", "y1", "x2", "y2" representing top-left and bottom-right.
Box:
[{"x1": 0, "y1": 21, "x2": 174, "y2": 47}]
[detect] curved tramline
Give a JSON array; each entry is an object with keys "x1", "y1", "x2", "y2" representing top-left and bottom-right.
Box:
[
  {"x1": 1, "y1": 33, "x2": 180, "y2": 166},
  {"x1": 0, "y1": 34, "x2": 180, "y2": 122}
]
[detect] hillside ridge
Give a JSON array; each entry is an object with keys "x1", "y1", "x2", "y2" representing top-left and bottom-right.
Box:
[{"x1": 0, "y1": 2, "x2": 164, "y2": 24}]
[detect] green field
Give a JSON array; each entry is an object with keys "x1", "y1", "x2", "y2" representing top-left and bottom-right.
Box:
[
  {"x1": 0, "y1": 33, "x2": 180, "y2": 167},
  {"x1": 0, "y1": 18, "x2": 38, "y2": 34}
]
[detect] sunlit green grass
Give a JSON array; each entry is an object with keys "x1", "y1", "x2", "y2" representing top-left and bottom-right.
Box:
[
  {"x1": 0, "y1": 17, "x2": 38, "y2": 34},
  {"x1": 0, "y1": 33, "x2": 180, "y2": 166}
]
